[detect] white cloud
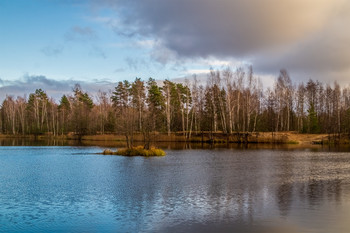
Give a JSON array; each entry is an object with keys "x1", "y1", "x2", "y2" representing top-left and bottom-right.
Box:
[
  {"x1": 186, "y1": 69, "x2": 210, "y2": 75},
  {"x1": 135, "y1": 39, "x2": 156, "y2": 48}
]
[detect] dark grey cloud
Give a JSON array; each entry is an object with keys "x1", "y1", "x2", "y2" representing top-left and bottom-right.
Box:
[
  {"x1": 95, "y1": 0, "x2": 343, "y2": 56},
  {"x1": 24, "y1": 75, "x2": 71, "y2": 89},
  {"x1": 254, "y1": 4, "x2": 350, "y2": 84},
  {"x1": 65, "y1": 26, "x2": 98, "y2": 42},
  {"x1": 0, "y1": 75, "x2": 116, "y2": 102},
  {"x1": 90, "y1": 0, "x2": 350, "y2": 83}
]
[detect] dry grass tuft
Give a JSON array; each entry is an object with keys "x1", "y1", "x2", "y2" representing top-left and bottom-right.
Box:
[{"x1": 103, "y1": 146, "x2": 166, "y2": 157}]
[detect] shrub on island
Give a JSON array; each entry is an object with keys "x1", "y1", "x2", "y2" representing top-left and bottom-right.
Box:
[
  {"x1": 102, "y1": 146, "x2": 166, "y2": 157},
  {"x1": 102, "y1": 149, "x2": 114, "y2": 155}
]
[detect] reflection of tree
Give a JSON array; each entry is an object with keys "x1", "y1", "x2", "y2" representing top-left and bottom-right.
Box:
[
  {"x1": 297, "y1": 155, "x2": 343, "y2": 207},
  {"x1": 277, "y1": 183, "x2": 293, "y2": 217},
  {"x1": 299, "y1": 178, "x2": 342, "y2": 207},
  {"x1": 326, "y1": 178, "x2": 342, "y2": 203},
  {"x1": 307, "y1": 179, "x2": 325, "y2": 206},
  {"x1": 275, "y1": 156, "x2": 294, "y2": 217}
]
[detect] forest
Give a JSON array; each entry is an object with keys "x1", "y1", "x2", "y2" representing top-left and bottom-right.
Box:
[{"x1": 1, "y1": 66, "x2": 350, "y2": 143}]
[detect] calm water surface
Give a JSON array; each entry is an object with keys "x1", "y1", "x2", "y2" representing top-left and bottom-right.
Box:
[{"x1": 1, "y1": 145, "x2": 350, "y2": 232}]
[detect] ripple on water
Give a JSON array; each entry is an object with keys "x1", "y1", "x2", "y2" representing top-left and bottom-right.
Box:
[{"x1": 1, "y1": 147, "x2": 350, "y2": 232}]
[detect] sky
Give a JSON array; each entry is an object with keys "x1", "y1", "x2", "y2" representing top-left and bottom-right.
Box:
[{"x1": 1, "y1": 0, "x2": 350, "y2": 100}]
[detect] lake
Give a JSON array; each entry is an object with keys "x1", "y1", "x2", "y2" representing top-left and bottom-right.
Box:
[{"x1": 1, "y1": 143, "x2": 350, "y2": 232}]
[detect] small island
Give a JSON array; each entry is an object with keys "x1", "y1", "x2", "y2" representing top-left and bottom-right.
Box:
[{"x1": 102, "y1": 146, "x2": 166, "y2": 157}]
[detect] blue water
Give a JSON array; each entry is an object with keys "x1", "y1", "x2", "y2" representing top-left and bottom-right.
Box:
[{"x1": 1, "y1": 146, "x2": 350, "y2": 232}]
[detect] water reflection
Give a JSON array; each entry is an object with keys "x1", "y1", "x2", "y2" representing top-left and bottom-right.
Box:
[
  {"x1": 276, "y1": 155, "x2": 294, "y2": 217},
  {"x1": 3, "y1": 138, "x2": 350, "y2": 152},
  {"x1": 1, "y1": 146, "x2": 350, "y2": 232}
]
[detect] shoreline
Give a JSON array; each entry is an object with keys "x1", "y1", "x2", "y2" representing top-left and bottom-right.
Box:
[{"x1": 0, "y1": 132, "x2": 347, "y2": 145}]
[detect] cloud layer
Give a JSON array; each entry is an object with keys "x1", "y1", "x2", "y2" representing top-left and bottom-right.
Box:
[
  {"x1": 0, "y1": 75, "x2": 115, "y2": 102},
  {"x1": 93, "y1": 0, "x2": 350, "y2": 83}
]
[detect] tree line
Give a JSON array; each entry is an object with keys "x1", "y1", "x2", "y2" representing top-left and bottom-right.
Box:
[{"x1": 1, "y1": 67, "x2": 350, "y2": 140}]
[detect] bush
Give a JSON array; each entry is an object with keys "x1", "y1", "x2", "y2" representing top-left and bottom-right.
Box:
[{"x1": 103, "y1": 146, "x2": 166, "y2": 157}]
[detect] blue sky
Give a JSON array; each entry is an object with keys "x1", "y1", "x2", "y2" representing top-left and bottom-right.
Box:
[
  {"x1": 0, "y1": 0, "x2": 349, "y2": 100},
  {"x1": 0, "y1": 0, "x2": 162, "y2": 82},
  {"x1": 0, "y1": 0, "x2": 233, "y2": 85}
]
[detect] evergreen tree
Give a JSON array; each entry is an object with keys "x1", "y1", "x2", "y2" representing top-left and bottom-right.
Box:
[{"x1": 308, "y1": 103, "x2": 319, "y2": 133}]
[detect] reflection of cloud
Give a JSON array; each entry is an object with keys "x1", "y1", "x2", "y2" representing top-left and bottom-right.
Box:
[
  {"x1": 0, "y1": 75, "x2": 116, "y2": 102},
  {"x1": 41, "y1": 45, "x2": 64, "y2": 57}
]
